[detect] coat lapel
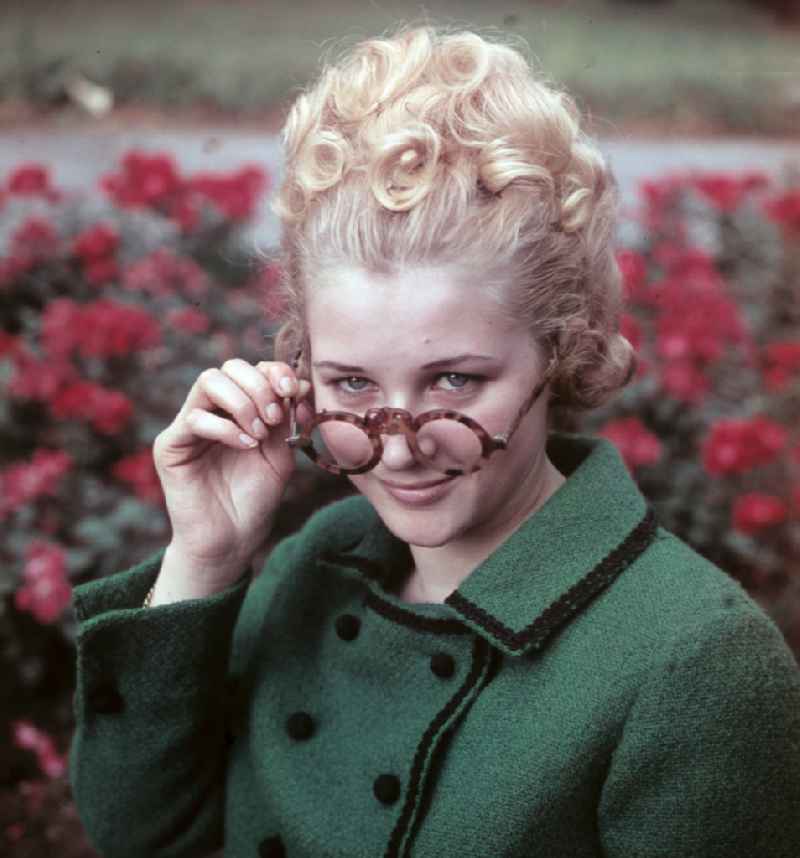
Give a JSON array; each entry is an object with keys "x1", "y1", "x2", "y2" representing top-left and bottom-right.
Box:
[{"x1": 319, "y1": 433, "x2": 659, "y2": 657}]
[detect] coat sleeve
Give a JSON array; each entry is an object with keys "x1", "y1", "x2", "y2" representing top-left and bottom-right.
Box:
[
  {"x1": 67, "y1": 541, "x2": 275, "y2": 858},
  {"x1": 597, "y1": 605, "x2": 800, "y2": 858}
]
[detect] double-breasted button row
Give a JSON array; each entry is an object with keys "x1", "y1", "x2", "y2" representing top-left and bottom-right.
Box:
[{"x1": 335, "y1": 613, "x2": 456, "y2": 680}]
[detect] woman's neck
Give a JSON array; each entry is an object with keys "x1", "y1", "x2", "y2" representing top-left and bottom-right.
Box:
[{"x1": 399, "y1": 456, "x2": 566, "y2": 604}]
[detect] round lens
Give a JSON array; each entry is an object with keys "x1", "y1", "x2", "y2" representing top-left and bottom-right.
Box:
[
  {"x1": 416, "y1": 418, "x2": 483, "y2": 475},
  {"x1": 311, "y1": 419, "x2": 374, "y2": 471}
]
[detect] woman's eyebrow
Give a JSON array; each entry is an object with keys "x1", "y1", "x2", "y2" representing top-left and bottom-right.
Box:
[{"x1": 313, "y1": 354, "x2": 496, "y2": 373}]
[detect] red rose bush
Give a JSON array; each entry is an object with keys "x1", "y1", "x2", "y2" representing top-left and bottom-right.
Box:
[
  {"x1": 576, "y1": 169, "x2": 800, "y2": 655},
  {"x1": 0, "y1": 151, "x2": 293, "y2": 852}
]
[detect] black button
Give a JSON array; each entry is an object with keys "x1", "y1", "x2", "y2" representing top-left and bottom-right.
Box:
[
  {"x1": 430, "y1": 652, "x2": 455, "y2": 679},
  {"x1": 286, "y1": 711, "x2": 315, "y2": 741},
  {"x1": 87, "y1": 683, "x2": 124, "y2": 714},
  {"x1": 335, "y1": 613, "x2": 361, "y2": 641},
  {"x1": 259, "y1": 835, "x2": 285, "y2": 858},
  {"x1": 373, "y1": 773, "x2": 401, "y2": 805}
]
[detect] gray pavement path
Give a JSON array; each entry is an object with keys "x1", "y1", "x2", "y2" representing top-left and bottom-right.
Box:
[{"x1": 0, "y1": 128, "x2": 798, "y2": 245}]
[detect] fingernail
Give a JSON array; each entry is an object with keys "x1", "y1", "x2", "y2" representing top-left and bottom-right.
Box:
[
  {"x1": 240, "y1": 434, "x2": 258, "y2": 448},
  {"x1": 280, "y1": 377, "x2": 294, "y2": 395},
  {"x1": 251, "y1": 418, "x2": 267, "y2": 437},
  {"x1": 267, "y1": 403, "x2": 282, "y2": 423}
]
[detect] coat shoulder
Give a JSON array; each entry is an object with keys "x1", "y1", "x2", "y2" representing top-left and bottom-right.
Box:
[{"x1": 610, "y1": 523, "x2": 792, "y2": 665}]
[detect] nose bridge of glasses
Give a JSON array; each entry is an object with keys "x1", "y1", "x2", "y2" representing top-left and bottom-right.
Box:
[{"x1": 364, "y1": 407, "x2": 416, "y2": 437}]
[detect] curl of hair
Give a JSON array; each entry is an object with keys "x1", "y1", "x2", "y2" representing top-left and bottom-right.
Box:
[{"x1": 267, "y1": 23, "x2": 635, "y2": 413}]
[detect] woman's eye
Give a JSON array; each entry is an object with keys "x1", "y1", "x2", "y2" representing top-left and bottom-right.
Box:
[
  {"x1": 436, "y1": 373, "x2": 475, "y2": 390},
  {"x1": 331, "y1": 373, "x2": 480, "y2": 396},
  {"x1": 335, "y1": 376, "x2": 371, "y2": 394}
]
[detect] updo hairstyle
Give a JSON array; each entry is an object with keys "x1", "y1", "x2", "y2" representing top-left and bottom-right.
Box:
[{"x1": 267, "y1": 23, "x2": 635, "y2": 412}]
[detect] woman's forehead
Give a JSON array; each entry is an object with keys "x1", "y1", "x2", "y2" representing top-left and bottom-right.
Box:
[
  {"x1": 305, "y1": 274, "x2": 537, "y2": 371},
  {"x1": 306, "y1": 263, "x2": 516, "y2": 336}
]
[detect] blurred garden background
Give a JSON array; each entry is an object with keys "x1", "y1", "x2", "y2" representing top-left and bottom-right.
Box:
[{"x1": 1, "y1": 1, "x2": 799, "y2": 855}]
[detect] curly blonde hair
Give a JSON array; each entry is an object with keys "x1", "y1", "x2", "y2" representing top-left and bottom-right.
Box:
[{"x1": 266, "y1": 23, "x2": 635, "y2": 412}]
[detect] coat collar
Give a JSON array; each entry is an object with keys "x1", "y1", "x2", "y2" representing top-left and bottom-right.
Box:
[{"x1": 321, "y1": 433, "x2": 658, "y2": 657}]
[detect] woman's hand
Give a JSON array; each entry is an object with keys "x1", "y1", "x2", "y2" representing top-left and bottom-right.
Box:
[{"x1": 152, "y1": 358, "x2": 312, "y2": 580}]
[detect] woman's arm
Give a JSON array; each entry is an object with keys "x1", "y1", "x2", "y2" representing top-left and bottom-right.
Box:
[
  {"x1": 598, "y1": 606, "x2": 800, "y2": 857},
  {"x1": 68, "y1": 544, "x2": 253, "y2": 858}
]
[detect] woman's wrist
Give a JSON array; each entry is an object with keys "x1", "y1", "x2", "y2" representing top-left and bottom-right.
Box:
[{"x1": 143, "y1": 543, "x2": 251, "y2": 607}]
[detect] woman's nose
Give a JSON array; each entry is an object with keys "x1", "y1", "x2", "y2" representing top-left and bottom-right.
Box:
[{"x1": 379, "y1": 432, "x2": 417, "y2": 470}]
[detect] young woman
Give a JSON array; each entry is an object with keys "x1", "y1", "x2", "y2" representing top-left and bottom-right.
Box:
[{"x1": 69, "y1": 25, "x2": 800, "y2": 858}]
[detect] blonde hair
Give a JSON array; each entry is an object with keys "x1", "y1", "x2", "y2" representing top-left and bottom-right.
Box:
[{"x1": 267, "y1": 23, "x2": 635, "y2": 412}]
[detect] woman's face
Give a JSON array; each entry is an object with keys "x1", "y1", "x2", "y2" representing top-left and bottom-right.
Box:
[{"x1": 304, "y1": 263, "x2": 554, "y2": 551}]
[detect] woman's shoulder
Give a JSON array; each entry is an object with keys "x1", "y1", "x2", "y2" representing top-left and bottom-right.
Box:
[{"x1": 610, "y1": 523, "x2": 797, "y2": 675}]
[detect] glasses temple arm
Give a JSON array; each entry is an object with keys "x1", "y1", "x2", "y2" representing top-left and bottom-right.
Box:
[
  {"x1": 285, "y1": 348, "x2": 304, "y2": 443},
  {"x1": 494, "y1": 353, "x2": 558, "y2": 446}
]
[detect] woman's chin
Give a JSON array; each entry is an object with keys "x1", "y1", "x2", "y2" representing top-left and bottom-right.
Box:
[{"x1": 373, "y1": 502, "x2": 463, "y2": 547}]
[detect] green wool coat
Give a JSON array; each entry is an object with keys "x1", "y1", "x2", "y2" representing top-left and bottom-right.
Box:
[{"x1": 68, "y1": 433, "x2": 800, "y2": 858}]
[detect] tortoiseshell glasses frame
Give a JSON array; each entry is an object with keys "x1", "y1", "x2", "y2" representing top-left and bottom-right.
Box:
[{"x1": 284, "y1": 348, "x2": 558, "y2": 476}]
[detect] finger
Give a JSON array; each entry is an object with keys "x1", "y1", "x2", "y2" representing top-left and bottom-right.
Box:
[
  {"x1": 255, "y1": 360, "x2": 299, "y2": 398},
  {"x1": 184, "y1": 408, "x2": 262, "y2": 449},
  {"x1": 187, "y1": 367, "x2": 268, "y2": 441},
  {"x1": 219, "y1": 358, "x2": 286, "y2": 426}
]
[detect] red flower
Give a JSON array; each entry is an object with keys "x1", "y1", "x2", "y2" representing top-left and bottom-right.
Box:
[
  {"x1": 691, "y1": 171, "x2": 769, "y2": 213},
  {"x1": 40, "y1": 298, "x2": 82, "y2": 358},
  {"x1": 620, "y1": 313, "x2": 642, "y2": 351},
  {"x1": 101, "y1": 150, "x2": 183, "y2": 208},
  {"x1": 14, "y1": 540, "x2": 72, "y2": 624},
  {"x1": 645, "y1": 248, "x2": 747, "y2": 373},
  {"x1": 88, "y1": 388, "x2": 134, "y2": 435},
  {"x1": 49, "y1": 380, "x2": 133, "y2": 435},
  {"x1": 72, "y1": 223, "x2": 120, "y2": 285},
  {"x1": 639, "y1": 174, "x2": 685, "y2": 227},
  {"x1": 11, "y1": 720, "x2": 67, "y2": 779},
  {"x1": 599, "y1": 417, "x2": 662, "y2": 471},
  {"x1": 85, "y1": 256, "x2": 120, "y2": 285},
  {"x1": 8, "y1": 163, "x2": 52, "y2": 197},
  {"x1": 111, "y1": 448, "x2": 164, "y2": 505},
  {"x1": 0, "y1": 448, "x2": 73, "y2": 520},
  {"x1": 122, "y1": 248, "x2": 210, "y2": 298},
  {"x1": 73, "y1": 222, "x2": 119, "y2": 262},
  {"x1": 76, "y1": 299, "x2": 162, "y2": 358},
  {"x1": 762, "y1": 341, "x2": 800, "y2": 391},
  {"x1": 167, "y1": 306, "x2": 210, "y2": 334},
  {"x1": 616, "y1": 249, "x2": 648, "y2": 301},
  {"x1": 764, "y1": 189, "x2": 800, "y2": 237},
  {"x1": 702, "y1": 416, "x2": 788, "y2": 475},
  {"x1": 186, "y1": 165, "x2": 268, "y2": 222},
  {"x1": 0, "y1": 330, "x2": 21, "y2": 357},
  {"x1": 7, "y1": 345, "x2": 77, "y2": 401},
  {"x1": 660, "y1": 361, "x2": 710, "y2": 404},
  {"x1": 169, "y1": 195, "x2": 202, "y2": 233},
  {"x1": 8, "y1": 216, "x2": 60, "y2": 271},
  {"x1": 732, "y1": 493, "x2": 789, "y2": 534}
]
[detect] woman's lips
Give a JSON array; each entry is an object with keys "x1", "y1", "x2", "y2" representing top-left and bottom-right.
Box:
[{"x1": 379, "y1": 475, "x2": 457, "y2": 506}]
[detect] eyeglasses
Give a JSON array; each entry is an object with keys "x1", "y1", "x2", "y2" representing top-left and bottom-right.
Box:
[{"x1": 285, "y1": 348, "x2": 557, "y2": 476}]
